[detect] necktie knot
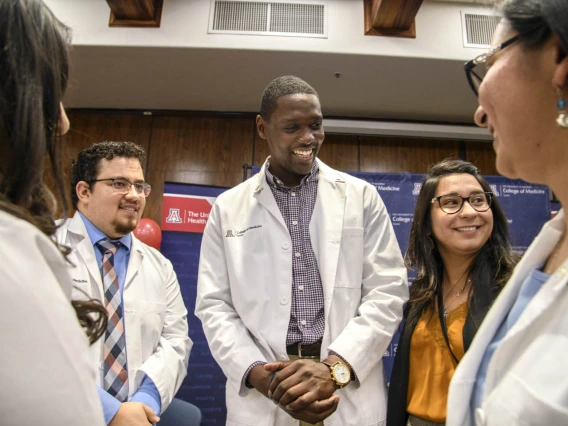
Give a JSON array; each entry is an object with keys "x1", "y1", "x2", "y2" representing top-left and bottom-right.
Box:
[{"x1": 96, "y1": 239, "x2": 122, "y2": 256}]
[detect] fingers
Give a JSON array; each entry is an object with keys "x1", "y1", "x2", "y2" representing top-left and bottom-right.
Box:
[
  {"x1": 264, "y1": 360, "x2": 292, "y2": 372},
  {"x1": 268, "y1": 360, "x2": 307, "y2": 400},
  {"x1": 270, "y1": 360, "x2": 335, "y2": 408},
  {"x1": 304, "y1": 395, "x2": 340, "y2": 414},
  {"x1": 285, "y1": 396, "x2": 340, "y2": 423},
  {"x1": 267, "y1": 360, "x2": 304, "y2": 398},
  {"x1": 142, "y1": 404, "x2": 160, "y2": 423},
  {"x1": 283, "y1": 383, "x2": 337, "y2": 411},
  {"x1": 273, "y1": 381, "x2": 313, "y2": 408}
]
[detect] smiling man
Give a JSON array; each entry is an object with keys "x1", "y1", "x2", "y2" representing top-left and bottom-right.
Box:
[
  {"x1": 56, "y1": 142, "x2": 199, "y2": 426},
  {"x1": 196, "y1": 76, "x2": 408, "y2": 426}
]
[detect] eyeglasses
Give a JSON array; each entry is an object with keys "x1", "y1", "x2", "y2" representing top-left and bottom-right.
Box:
[
  {"x1": 431, "y1": 192, "x2": 492, "y2": 214},
  {"x1": 464, "y1": 34, "x2": 521, "y2": 97},
  {"x1": 91, "y1": 177, "x2": 152, "y2": 197}
]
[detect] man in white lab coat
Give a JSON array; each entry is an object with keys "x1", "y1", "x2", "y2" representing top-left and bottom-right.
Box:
[
  {"x1": 56, "y1": 141, "x2": 198, "y2": 426},
  {"x1": 196, "y1": 76, "x2": 408, "y2": 426}
]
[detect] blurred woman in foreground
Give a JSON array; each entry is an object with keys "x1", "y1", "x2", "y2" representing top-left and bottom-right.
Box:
[
  {"x1": 0, "y1": 1, "x2": 106, "y2": 424},
  {"x1": 448, "y1": 1, "x2": 568, "y2": 424}
]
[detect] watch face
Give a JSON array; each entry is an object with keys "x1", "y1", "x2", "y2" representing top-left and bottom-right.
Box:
[{"x1": 334, "y1": 364, "x2": 350, "y2": 384}]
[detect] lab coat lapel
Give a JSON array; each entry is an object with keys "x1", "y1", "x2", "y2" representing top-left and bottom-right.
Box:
[
  {"x1": 67, "y1": 213, "x2": 104, "y2": 296},
  {"x1": 252, "y1": 163, "x2": 288, "y2": 234},
  {"x1": 125, "y1": 237, "x2": 143, "y2": 291},
  {"x1": 310, "y1": 160, "x2": 346, "y2": 325}
]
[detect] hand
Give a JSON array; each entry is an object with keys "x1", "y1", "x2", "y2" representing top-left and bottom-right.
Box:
[
  {"x1": 109, "y1": 402, "x2": 160, "y2": 425},
  {"x1": 248, "y1": 363, "x2": 288, "y2": 398},
  {"x1": 282, "y1": 395, "x2": 340, "y2": 423},
  {"x1": 265, "y1": 358, "x2": 337, "y2": 411}
]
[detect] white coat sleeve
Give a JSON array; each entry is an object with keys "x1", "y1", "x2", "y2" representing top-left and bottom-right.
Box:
[
  {"x1": 0, "y1": 230, "x2": 105, "y2": 426},
  {"x1": 137, "y1": 258, "x2": 191, "y2": 412},
  {"x1": 195, "y1": 201, "x2": 267, "y2": 395},
  {"x1": 327, "y1": 186, "x2": 408, "y2": 382}
]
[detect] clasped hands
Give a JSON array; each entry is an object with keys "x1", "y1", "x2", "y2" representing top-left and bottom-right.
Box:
[{"x1": 249, "y1": 356, "x2": 343, "y2": 423}]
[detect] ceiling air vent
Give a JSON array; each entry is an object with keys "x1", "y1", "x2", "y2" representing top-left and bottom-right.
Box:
[
  {"x1": 209, "y1": 0, "x2": 327, "y2": 38},
  {"x1": 461, "y1": 12, "x2": 501, "y2": 48}
]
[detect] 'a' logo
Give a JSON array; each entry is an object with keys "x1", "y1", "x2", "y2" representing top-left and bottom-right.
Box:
[
  {"x1": 490, "y1": 184, "x2": 500, "y2": 196},
  {"x1": 226, "y1": 230, "x2": 234, "y2": 238},
  {"x1": 412, "y1": 183, "x2": 422, "y2": 196},
  {"x1": 166, "y1": 208, "x2": 182, "y2": 223}
]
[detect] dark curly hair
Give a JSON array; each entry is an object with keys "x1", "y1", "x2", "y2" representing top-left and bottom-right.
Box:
[{"x1": 71, "y1": 141, "x2": 146, "y2": 209}]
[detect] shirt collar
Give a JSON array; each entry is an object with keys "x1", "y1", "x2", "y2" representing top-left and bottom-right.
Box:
[
  {"x1": 78, "y1": 211, "x2": 132, "y2": 252},
  {"x1": 265, "y1": 157, "x2": 319, "y2": 190}
]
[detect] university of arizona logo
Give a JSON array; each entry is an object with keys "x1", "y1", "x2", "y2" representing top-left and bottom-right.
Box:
[
  {"x1": 412, "y1": 183, "x2": 422, "y2": 195},
  {"x1": 490, "y1": 184, "x2": 500, "y2": 196},
  {"x1": 226, "y1": 230, "x2": 234, "y2": 238},
  {"x1": 166, "y1": 208, "x2": 182, "y2": 223}
]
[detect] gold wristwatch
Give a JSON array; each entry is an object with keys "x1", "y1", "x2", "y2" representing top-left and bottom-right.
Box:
[{"x1": 321, "y1": 360, "x2": 351, "y2": 388}]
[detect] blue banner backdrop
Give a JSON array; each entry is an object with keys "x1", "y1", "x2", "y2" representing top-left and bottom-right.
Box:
[{"x1": 163, "y1": 170, "x2": 550, "y2": 424}]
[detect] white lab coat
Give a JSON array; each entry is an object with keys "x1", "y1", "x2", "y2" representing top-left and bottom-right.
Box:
[
  {"x1": 447, "y1": 209, "x2": 568, "y2": 426},
  {"x1": 196, "y1": 159, "x2": 408, "y2": 426},
  {"x1": 0, "y1": 210, "x2": 105, "y2": 426},
  {"x1": 56, "y1": 212, "x2": 192, "y2": 412}
]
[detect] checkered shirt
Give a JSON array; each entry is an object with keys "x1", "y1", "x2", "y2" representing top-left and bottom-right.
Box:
[{"x1": 265, "y1": 159, "x2": 325, "y2": 346}]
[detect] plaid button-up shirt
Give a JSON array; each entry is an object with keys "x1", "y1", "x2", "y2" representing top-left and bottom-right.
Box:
[{"x1": 265, "y1": 159, "x2": 325, "y2": 346}]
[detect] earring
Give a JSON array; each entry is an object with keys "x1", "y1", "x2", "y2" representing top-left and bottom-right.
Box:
[{"x1": 556, "y1": 86, "x2": 568, "y2": 128}]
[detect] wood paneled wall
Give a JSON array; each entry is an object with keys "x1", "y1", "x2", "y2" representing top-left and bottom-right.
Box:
[{"x1": 60, "y1": 110, "x2": 498, "y2": 224}]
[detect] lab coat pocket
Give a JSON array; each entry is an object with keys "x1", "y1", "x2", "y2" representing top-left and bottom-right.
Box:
[
  {"x1": 135, "y1": 302, "x2": 167, "y2": 355},
  {"x1": 335, "y1": 227, "x2": 364, "y2": 288}
]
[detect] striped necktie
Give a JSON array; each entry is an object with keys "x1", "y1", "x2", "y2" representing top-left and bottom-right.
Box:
[{"x1": 96, "y1": 239, "x2": 129, "y2": 402}]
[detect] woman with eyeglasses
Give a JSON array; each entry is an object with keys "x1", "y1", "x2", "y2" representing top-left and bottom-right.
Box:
[
  {"x1": 447, "y1": 1, "x2": 568, "y2": 425},
  {"x1": 0, "y1": 1, "x2": 106, "y2": 424},
  {"x1": 387, "y1": 159, "x2": 516, "y2": 426}
]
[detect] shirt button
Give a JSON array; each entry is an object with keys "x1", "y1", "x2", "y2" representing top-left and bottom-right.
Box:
[
  {"x1": 295, "y1": 252, "x2": 301, "y2": 258},
  {"x1": 298, "y1": 285, "x2": 304, "y2": 290},
  {"x1": 301, "y1": 320, "x2": 307, "y2": 325},
  {"x1": 292, "y1": 220, "x2": 298, "y2": 225},
  {"x1": 282, "y1": 242, "x2": 290, "y2": 250},
  {"x1": 291, "y1": 192, "x2": 296, "y2": 197},
  {"x1": 280, "y1": 297, "x2": 288, "y2": 305}
]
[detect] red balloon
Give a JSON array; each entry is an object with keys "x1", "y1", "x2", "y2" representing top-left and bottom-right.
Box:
[{"x1": 133, "y1": 218, "x2": 162, "y2": 250}]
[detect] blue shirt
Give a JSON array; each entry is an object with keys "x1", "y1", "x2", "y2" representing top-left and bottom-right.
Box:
[
  {"x1": 79, "y1": 213, "x2": 162, "y2": 424},
  {"x1": 471, "y1": 267, "x2": 550, "y2": 420}
]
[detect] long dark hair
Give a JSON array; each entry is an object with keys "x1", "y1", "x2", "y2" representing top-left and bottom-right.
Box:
[
  {"x1": 0, "y1": 0, "x2": 106, "y2": 344},
  {"x1": 405, "y1": 159, "x2": 517, "y2": 333}
]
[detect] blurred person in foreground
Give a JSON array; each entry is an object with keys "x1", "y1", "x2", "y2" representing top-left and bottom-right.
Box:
[
  {"x1": 447, "y1": 1, "x2": 568, "y2": 424},
  {"x1": 0, "y1": 0, "x2": 107, "y2": 424}
]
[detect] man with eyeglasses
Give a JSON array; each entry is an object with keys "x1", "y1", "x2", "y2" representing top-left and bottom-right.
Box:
[{"x1": 56, "y1": 141, "x2": 199, "y2": 426}]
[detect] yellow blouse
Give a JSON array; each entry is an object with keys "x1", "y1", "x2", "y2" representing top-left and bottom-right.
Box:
[{"x1": 406, "y1": 303, "x2": 468, "y2": 422}]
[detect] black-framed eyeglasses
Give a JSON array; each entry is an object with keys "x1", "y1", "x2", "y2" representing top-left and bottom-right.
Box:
[
  {"x1": 91, "y1": 177, "x2": 152, "y2": 197},
  {"x1": 431, "y1": 192, "x2": 492, "y2": 214},
  {"x1": 464, "y1": 34, "x2": 521, "y2": 97}
]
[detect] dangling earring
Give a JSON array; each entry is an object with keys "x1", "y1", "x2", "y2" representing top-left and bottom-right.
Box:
[{"x1": 556, "y1": 86, "x2": 568, "y2": 128}]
